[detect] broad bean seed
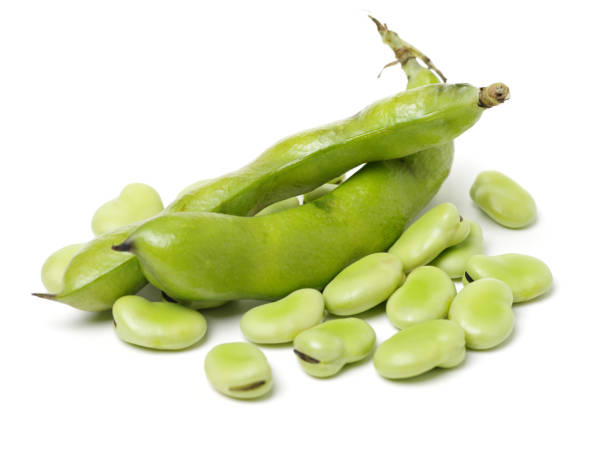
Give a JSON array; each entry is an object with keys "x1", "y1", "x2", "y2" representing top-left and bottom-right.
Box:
[
  {"x1": 40, "y1": 243, "x2": 83, "y2": 293},
  {"x1": 293, "y1": 318, "x2": 376, "y2": 378},
  {"x1": 112, "y1": 295, "x2": 207, "y2": 350},
  {"x1": 449, "y1": 278, "x2": 514, "y2": 349},
  {"x1": 240, "y1": 288, "x2": 324, "y2": 344},
  {"x1": 463, "y1": 253, "x2": 553, "y2": 302},
  {"x1": 388, "y1": 203, "x2": 469, "y2": 272},
  {"x1": 386, "y1": 266, "x2": 456, "y2": 329},
  {"x1": 430, "y1": 220, "x2": 483, "y2": 278},
  {"x1": 91, "y1": 183, "x2": 163, "y2": 236},
  {"x1": 323, "y1": 253, "x2": 404, "y2": 316},
  {"x1": 205, "y1": 342, "x2": 272, "y2": 399},
  {"x1": 470, "y1": 170, "x2": 536, "y2": 228},
  {"x1": 373, "y1": 319, "x2": 465, "y2": 379}
]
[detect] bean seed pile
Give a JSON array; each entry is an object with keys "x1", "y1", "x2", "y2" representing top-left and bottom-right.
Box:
[{"x1": 36, "y1": 18, "x2": 551, "y2": 400}]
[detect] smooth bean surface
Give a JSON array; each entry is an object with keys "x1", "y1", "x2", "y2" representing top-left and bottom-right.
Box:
[
  {"x1": 255, "y1": 197, "x2": 300, "y2": 216},
  {"x1": 386, "y1": 266, "x2": 456, "y2": 329},
  {"x1": 449, "y1": 278, "x2": 514, "y2": 349},
  {"x1": 388, "y1": 203, "x2": 469, "y2": 272},
  {"x1": 431, "y1": 220, "x2": 483, "y2": 278},
  {"x1": 91, "y1": 183, "x2": 163, "y2": 236},
  {"x1": 470, "y1": 170, "x2": 537, "y2": 228},
  {"x1": 40, "y1": 243, "x2": 83, "y2": 293},
  {"x1": 240, "y1": 288, "x2": 324, "y2": 344},
  {"x1": 293, "y1": 318, "x2": 376, "y2": 378},
  {"x1": 374, "y1": 319, "x2": 465, "y2": 379},
  {"x1": 323, "y1": 253, "x2": 404, "y2": 316},
  {"x1": 112, "y1": 295, "x2": 207, "y2": 350},
  {"x1": 205, "y1": 342, "x2": 272, "y2": 399},
  {"x1": 463, "y1": 253, "x2": 553, "y2": 302}
]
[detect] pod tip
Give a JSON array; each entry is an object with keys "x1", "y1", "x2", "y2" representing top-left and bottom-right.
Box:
[
  {"x1": 112, "y1": 241, "x2": 133, "y2": 253},
  {"x1": 479, "y1": 83, "x2": 510, "y2": 108},
  {"x1": 32, "y1": 292, "x2": 57, "y2": 301}
]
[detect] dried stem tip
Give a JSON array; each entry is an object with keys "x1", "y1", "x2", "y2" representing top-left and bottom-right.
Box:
[
  {"x1": 479, "y1": 83, "x2": 510, "y2": 108},
  {"x1": 112, "y1": 241, "x2": 133, "y2": 252}
]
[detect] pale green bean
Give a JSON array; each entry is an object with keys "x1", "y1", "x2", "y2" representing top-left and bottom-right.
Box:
[
  {"x1": 430, "y1": 220, "x2": 483, "y2": 278},
  {"x1": 449, "y1": 278, "x2": 514, "y2": 349},
  {"x1": 240, "y1": 288, "x2": 324, "y2": 344},
  {"x1": 205, "y1": 342, "x2": 272, "y2": 399},
  {"x1": 91, "y1": 183, "x2": 163, "y2": 236},
  {"x1": 470, "y1": 170, "x2": 536, "y2": 228},
  {"x1": 112, "y1": 295, "x2": 207, "y2": 350},
  {"x1": 40, "y1": 243, "x2": 83, "y2": 293},
  {"x1": 323, "y1": 253, "x2": 404, "y2": 315},
  {"x1": 463, "y1": 253, "x2": 553, "y2": 302},
  {"x1": 293, "y1": 318, "x2": 376, "y2": 377},
  {"x1": 386, "y1": 266, "x2": 456, "y2": 329},
  {"x1": 374, "y1": 319, "x2": 465, "y2": 379},
  {"x1": 389, "y1": 203, "x2": 469, "y2": 272}
]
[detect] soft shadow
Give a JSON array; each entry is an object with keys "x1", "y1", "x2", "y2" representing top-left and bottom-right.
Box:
[
  {"x1": 512, "y1": 285, "x2": 556, "y2": 307},
  {"x1": 327, "y1": 302, "x2": 387, "y2": 322},
  {"x1": 380, "y1": 356, "x2": 469, "y2": 385},
  {"x1": 136, "y1": 284, "x2": 163, "y2": 300},
  {"x1": 215, "y1": 380, "x2": 277, "y2": 404},
  {"x1": 202, "y1": 299, "x2": 268, "y2": 319},
  {"x1": 59, "y1": 309, "x2": 113, "y2": 329}
]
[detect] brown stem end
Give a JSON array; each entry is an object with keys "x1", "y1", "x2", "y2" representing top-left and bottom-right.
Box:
[
  {"x1": 112, "y1": 241, "x2": 133, "y2": 253},
  {"x1": 479, "y1": 83, "x2": 510, "y2": 108},
  {"x1": 32, "y1": 293, "x2": 58, "y2": 301}
]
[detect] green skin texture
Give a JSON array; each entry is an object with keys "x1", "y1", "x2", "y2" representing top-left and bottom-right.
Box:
[
  {"x1": 470, "y1": 170, "x2": 537, "y2": 229},
  {"x1": 112, "y1": 295, "x2": 207, "y2": 350},
  {"x1": 323, "y1": 253, "x2": 405, "y2": 316},
  {"x1": 388, "y1": 202, "x2": 470, "y2": 272},
  {"x1": 373, "y1": 319, "x2": 466, "y2": 379},
  {"x1": 430, "y1": 220, "x2": 483, "y2": 279},
  {"x1": 40, "y1": 82, "x2": 483, "y2": 312},
  {"x1": 204, "y1": 342, "x2": 272, "y2": 400},
  {"x1": 240, "y1": 288, "x2": 325, "y2": 344},
  {"x1": 122, "y1": 148, "x2": 454, "y2": 305},
  {"x1": 303, "y1": 184, "x2": 337, "y2": 203},
  {"x1": 463, "y1": 253, "x2": 553, "y2": 302},
  {"x1": 41, "y1": 243, "x2": 84, "y2": 293},
  {"x1": 91, "y1": 183, "x2": 164, "y2": 236},
  {"x1": 449, "y1": 278, "x2": 514, "y2": 350},
  {"x1": 293, "y1": 318, "x2": 376, "y2": 378},
  {"x1": 255, "y1": 197, "x2": 300, "y2": 216},
  {"x1": 386, "y1": 266, "x2": 456, "y2": 329}
]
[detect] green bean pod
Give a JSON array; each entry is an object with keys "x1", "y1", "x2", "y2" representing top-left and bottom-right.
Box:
[
  {"x1": 35, "y1": 18, "x2": 507, "y2": 311},
  {"x1": 255, "y1": 197, "x2": 300, "y2": 216},
  {"x1": 116, "y1": 147, "x2": 454, "y2": 305},
  {"x1": 40, "y1": 243, "x2": 84, "y2": 294}
]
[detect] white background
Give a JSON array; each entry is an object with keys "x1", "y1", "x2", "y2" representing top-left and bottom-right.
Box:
[{"x1": 2, "y1": 1, "x2": 611, "y2": 450}]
